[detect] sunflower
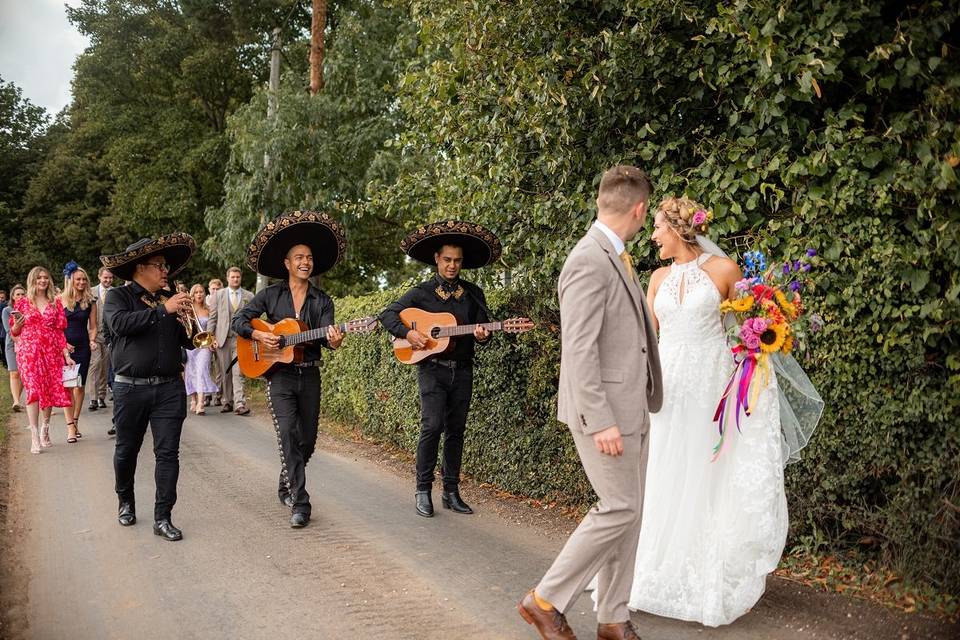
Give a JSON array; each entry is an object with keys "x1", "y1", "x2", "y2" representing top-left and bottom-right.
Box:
[
  {"x1": 774, "y1": 290, "x2": 799, "y2": 320},
  {"x1": 783, "y1": 335, "x2": 795, "y2": 354},
  {"x1": 731, "y1": 295, "x2": 755, "y2": 312},
  {"x1": 759, "y1": 322, "x2": 788, "y2": 353}
]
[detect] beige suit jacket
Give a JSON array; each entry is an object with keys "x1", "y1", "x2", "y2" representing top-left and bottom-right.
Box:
[
  {"x1": 556, "y1": 225, "x2": 663, "y2": 436},
  {"x1": 208, "y1": 287, "x2": 254, "y2": 348}
]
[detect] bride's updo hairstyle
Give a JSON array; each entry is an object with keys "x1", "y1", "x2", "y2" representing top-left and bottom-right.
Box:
[{"x1": 657, "y1": 196, "x2": 712, "y2": 245}]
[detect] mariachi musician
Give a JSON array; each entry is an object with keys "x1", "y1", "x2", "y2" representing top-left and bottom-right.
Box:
[
  {"x1": 232, "y1": 211, "x2": 344, "y2": 529},
  {"x1": 99, "y1": 233, "x2": 197, "y2": 542},
  {"x1": 380, "y1": 220, "x2": 502, "y2": 518}
]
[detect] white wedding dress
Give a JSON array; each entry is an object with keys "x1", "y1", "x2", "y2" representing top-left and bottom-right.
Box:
[{"x1": 626, "y1": 253, "x2": 788, "y2": 626}]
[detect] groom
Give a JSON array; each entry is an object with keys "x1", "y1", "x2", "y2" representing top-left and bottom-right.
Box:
[{"x1": 518, "y1": 165, "x2": 662, "y2": 640}]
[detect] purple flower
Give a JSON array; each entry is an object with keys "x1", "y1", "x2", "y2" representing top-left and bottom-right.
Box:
[
  {"x1": 783, "y1": 263, "x2": 791, "y2": 274},
  {"x1": 809, "y1": 314, "x2": 824, "y2": 333},
  {"x1": 793, "y1": 260, "x2": 801, "y2": 271},
  {"x1": 801, "y1": 263, "x2": 811, "y2": 272},
  {"x1": 806, "y1": 248, "x2": 817, "y2": 257},
  {"x1": 789, "y1": 281, "x2": 801, "y2": 291}
]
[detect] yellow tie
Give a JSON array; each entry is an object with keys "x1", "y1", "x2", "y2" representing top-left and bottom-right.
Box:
[
  {"x1": 100, "y1": 288, "x2": 105, "y2": 303},
  {"x1": 230, "y1": 290, "x2": 239, "y2": 312},
  {"x1": 619, "y1": 251, "x2": 636, "y2": 282}
]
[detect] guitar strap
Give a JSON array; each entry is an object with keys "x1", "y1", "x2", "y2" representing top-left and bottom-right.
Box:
[{"x1": 462, "y1": 284, "x2": 493, "y2": 323}]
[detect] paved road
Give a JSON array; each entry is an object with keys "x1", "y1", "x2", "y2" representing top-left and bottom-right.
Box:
[{"x1": 2, "y1": 405, "x2": 955, "y2": 640}]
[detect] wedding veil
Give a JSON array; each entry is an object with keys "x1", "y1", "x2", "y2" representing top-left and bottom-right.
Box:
[{"x1": 696, "y1": 235, "x2": 825, "y2": 465}]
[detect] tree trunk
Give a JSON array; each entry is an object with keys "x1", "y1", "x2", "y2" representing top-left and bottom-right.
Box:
[{"x1": 309, "y1": 0, "x2": 326, "y2": 94}]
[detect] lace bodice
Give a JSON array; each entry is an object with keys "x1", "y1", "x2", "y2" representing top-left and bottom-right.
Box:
[{"x1": 654, "y1": 253, "x2": 725, "y2": 345}]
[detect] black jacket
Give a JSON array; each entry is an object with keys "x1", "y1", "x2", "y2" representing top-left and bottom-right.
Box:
[{"x1": 380, "y1": 276, "x2": 490, "y2": 363}]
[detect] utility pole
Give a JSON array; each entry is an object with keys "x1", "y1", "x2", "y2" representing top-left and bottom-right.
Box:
[{"x1": 257, "y1": 27, "x2": 282, "y2": 294}]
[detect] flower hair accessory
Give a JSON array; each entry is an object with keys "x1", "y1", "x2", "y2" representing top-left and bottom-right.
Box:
[
  {"x1": 691, "y1": 208, "x2": 712, "y2": 232},
  {"x1": 63, "y1": 260, "x2": 80, "y2": 279}
]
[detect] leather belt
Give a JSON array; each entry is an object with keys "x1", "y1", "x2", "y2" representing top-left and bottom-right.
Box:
[
  {"x1": 430, "y1": 358, "x2": 471, "y2": 369},
  {"x1": 114, "y1": 375, "x2": 180, "y2": 386}
]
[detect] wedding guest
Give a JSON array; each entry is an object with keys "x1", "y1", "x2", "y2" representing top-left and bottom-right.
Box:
[
  {"x1": 87, "y1": 266, "x2": 114, "y2": 411},
  {"x1": 0, "y1": 289, "x2": 8, "y2": 369},
  {"x1": 11, "y1": 267, "x2": 74, "y2": 453},
  {"x1": 184, "y1": 284, "x2": 218, "y2": 415},
  {"x1": 3, "y1": 285, "x2": 26, "y2": 411},
  {"x1": 206, "y1": 278, "x2": 223, "y2": 406},
  {"x1": 61, "y1": 262, "x2": 98, "y2": 442},
  {"x1": 208, "y1": 267, "x2": 253, "y2": 415}
]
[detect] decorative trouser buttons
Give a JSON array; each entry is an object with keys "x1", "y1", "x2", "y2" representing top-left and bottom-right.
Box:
[{"x1": 266, "y1": 380, "x2": 292, "y2": 501}]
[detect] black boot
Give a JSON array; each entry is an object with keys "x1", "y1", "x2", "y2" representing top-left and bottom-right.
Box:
[
  {"x1": 415, "y1": 490, "x2": 434, "y2": 517},
  {"x1": 441, "y1": 490, "x2": 473, "y2": 514}
]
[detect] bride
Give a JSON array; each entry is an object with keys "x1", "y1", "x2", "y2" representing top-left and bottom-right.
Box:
[{"x1": 626, "y1": 196, "x2": 789, "y2": 626}]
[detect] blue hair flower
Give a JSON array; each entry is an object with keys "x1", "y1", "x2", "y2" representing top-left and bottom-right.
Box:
[{"x1": 63, "y1": 260, "x2": 80, "y2": 278}]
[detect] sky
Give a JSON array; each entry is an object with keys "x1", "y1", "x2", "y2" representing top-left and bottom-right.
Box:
[{"x1": 0, "y1": 0, "x2": 89, "y2": 117}]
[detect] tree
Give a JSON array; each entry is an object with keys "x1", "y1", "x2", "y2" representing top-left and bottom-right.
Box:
[
  {"x1": 0, "y1": 76, "x2": 49, "y2": 286},
  {"x1": 206, "y1": 0, "x2": 418, "y2": 295},
  {"x1": 371, "y1": 0, "x2": 960, "y2": 590}
]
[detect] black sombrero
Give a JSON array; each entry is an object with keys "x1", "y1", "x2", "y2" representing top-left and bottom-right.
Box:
[
  {"x1": 400, "y1": 220, "x2": 501, "y2": 269},
  {"x1": 246, "y1": 210, "x2": 346, "y2": 279},
  {"x1": 99, "y1": 233, "x2": 196, "y2": 281}
]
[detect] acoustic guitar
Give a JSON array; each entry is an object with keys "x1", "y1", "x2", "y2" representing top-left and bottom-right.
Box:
[
  {"x1": 237, "y1": 316, "x2": 378, "y2": 378},
  {"x1": 391, "y1": 308, "x2": 534, "y2": 365}
]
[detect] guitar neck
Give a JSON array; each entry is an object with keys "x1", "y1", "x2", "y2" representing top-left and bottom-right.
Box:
[
  {"x1": 436, "y1": 322, "x2": 503, "y2": 338},
  {"x1": 282, "y1": 323, "x2": 348, "y2": 347}
]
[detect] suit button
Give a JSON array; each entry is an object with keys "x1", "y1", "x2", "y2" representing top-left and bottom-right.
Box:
[{"x1": 641, "y1": 346, "x2": 647, "y2": 353}]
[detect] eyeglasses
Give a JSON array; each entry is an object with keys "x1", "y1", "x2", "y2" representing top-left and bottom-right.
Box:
[{"x1": 144, "y1": 262, "x2": 171, "y2": 272}]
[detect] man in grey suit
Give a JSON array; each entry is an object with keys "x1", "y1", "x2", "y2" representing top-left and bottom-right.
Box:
[
  {"x1": 207, "y1": 266, "x2": 254, "y2": 415},
  {"x1": 518, "y1": 166, "x2": 662, "y2": 640},
  {"x1": 87, "y1": 267, "x2": 114, "y2": 413}
]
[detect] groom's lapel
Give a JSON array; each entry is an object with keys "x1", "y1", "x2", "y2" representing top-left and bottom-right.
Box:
[{"x1": 587, "y1": 226, "x2": 643, "y2": 315}]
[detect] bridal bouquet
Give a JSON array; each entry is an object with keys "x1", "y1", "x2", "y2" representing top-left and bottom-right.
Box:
[{"x1": 712, "y1": 248, "x2": 822, "y2": 460}]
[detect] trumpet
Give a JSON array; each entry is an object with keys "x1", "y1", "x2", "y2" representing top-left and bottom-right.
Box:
[{"x1": 172, "y1": 281, "x2": 216, "y2": 349}]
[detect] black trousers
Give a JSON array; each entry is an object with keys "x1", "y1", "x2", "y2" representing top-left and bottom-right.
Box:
[
  {"x1": 416, "y1": 361, "x2": 473, "y2": 492},
  {"x1": 113, "y1": 379, "x2": 187, "y2": 521},
  {"x1": 267, "y1": 366, "x2": 321, "y2": 516}
]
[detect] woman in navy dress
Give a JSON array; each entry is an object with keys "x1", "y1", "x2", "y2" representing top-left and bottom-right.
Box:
[{"x1": 61, "y1": 263, "x2": 98, "y2": 442}]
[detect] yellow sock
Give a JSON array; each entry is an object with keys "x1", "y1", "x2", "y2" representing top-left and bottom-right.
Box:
[{"x1": 533, "y1": 591, "x2": 555, "y2": 611}]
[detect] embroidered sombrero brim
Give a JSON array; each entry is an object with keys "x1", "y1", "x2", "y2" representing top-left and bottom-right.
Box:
[
  {"x1": 246, "y1": 210, "x2": 346, "y2": 280},
  {"x1": 100, "y1": 233, "x2": 196, "y2": 281},
  {"x1": 401, "y1": 220, "x2": 501, "y2": 269}
]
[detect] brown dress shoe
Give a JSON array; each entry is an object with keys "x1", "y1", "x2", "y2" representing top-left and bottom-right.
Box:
[
  {"x1": 597, "y1": 621, "x2": 641, "y2": 640},
  {"x1": 517, "y1": 590, "x2": 577, "y2": 639}
]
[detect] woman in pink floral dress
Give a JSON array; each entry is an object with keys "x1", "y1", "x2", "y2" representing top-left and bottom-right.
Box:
[{"x1": 11, "y1": 267, "x2": 74, "y2": 453}]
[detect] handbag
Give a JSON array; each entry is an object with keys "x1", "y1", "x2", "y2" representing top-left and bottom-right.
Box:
[{"x1": 62, "y1": 364, "x2": 82, "y2": 388}]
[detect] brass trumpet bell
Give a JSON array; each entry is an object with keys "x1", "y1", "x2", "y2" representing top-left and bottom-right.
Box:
[{"x1": 192, "y1": 331, "x2": 216, "y2": 349}]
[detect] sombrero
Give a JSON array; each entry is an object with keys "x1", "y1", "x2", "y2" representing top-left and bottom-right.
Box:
[
  {"x1": 400, "y1": 220, "x2": 501, "y2": 269},
  {"x1": 99, "y1": 233, "x2": 196, "y2": 281},
  {"x1": 246, "y1": 210, "x2": 346, "y2": 279}
]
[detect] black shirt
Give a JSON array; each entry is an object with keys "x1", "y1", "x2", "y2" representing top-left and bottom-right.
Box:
[
  {"x1": 380, "y1": 275, "x2": 490, "y2": 363},
  {"x1": 232, "y1": 280, "x2": 334, "y2": 364},
  {"x1": 103, "y1": 281, "x2": 195, "y2": 378}
]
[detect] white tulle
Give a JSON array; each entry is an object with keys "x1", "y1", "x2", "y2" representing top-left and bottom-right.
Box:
[{"x1": 590, "y1": 253, "x2": 789, "y2": 627}]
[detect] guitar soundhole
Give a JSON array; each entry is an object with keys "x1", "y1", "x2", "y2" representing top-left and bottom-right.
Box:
[{"x1": 430, "y1": 327, "x2": 441, "y2": 339}]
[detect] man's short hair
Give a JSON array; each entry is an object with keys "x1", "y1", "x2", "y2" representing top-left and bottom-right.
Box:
[
  {"x1": 98, "y1": 266, "x2": 112, "y2": 276},
  {"x1": 226, "y1": 266, "x2": 242, "y2": 276},
  {"x1": 597, "y1": 165, "x2": 652, "y2": 215},
  {"x1": 209, "y1": 278, "x2": 223, "y2": 287}
]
